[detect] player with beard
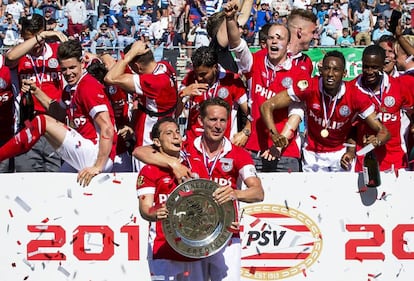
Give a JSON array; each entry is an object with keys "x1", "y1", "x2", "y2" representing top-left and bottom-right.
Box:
[{"x1": 260, "y1": 51, "x2": 389, "y2": 172}]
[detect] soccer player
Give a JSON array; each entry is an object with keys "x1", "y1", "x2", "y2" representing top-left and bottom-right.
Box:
[
  {"x1": 0, "y1": 40, "x2": 117, "y2": 187},
  {"x1": 6, "y1": 14, "x2": 67, "y2": 172},
  {"x1": 260, "y1": 51, "x2": 390, "y2": 172}
]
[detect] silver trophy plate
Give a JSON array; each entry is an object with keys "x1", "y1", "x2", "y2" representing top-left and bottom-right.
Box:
[{"x1": 162, "y1": 179, "x2": 236, "y2": 258}]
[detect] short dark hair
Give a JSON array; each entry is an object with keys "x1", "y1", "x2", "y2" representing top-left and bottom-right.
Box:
[
  {"x1": 57, "y1": 39, "x2": 83, "y2": 62},
  {"x1": 323, "y1": 50, "x2": 346, "y2": 70},
  {"x1": 199, "y1": 97, "x2": 231, "y2": 119},
  {"x1": 191, "y1": 46, "x2": 218, "y2": 68},
  {"x1": 21, "y1": 13, "x2": 45, "y2": 36},
  {"x1": 150, "y1": 117, "x2": 178, "y2": 140},
  {"x1": 377, "y1": 34, "x2": 396, "y2": 45},
  {"x1": 363, "y1": 44, "x2": 386, "y2": 63},
  {"x1": 124, "y1": 43, "x2": 154, "y2": 66},
  {"x1": 259, "y1": 23, "x2": 272, "y2": 43}
]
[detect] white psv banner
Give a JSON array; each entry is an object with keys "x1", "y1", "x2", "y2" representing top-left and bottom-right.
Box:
[
  {"x1": 1, "y1": 172, "x2": 414, "y2": 281},
  {"x1": 0, "y1": 173, "x2": 150, "y2": 281}
]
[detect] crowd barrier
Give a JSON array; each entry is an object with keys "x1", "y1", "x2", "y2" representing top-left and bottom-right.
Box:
[{"x1": 1, "y1": 171, "x2": 413, "y2": 280}]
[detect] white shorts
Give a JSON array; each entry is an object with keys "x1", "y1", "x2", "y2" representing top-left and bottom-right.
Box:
[
  {"x1": 149, "y1": 259, "x2": 204, "y2": 281},
  {"x1": 56, "y1": 127, "x2": 113, "y2": 172},
  {"x1": 302, "y1": 146, "x2": 353, "y2": 172},
  {"x1": 201, "y1": 237, "x2": 241, "y2": 281}
]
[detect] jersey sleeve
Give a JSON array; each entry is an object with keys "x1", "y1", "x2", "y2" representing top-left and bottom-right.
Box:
[
  {"x1": 136, "y1": 165, "x2": 157, "y2": 197},
  {"x1": 78, "y1": 77, "x2": 109, "y2": 119}
]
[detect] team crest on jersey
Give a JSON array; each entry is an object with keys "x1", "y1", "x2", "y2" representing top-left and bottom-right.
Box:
[
  {"x1": 297, "y1": 80, "x2": 308, "y2": 91},
  {"x1": 282, "y1": 77, "x2": 293, "y2": 88},
  {"x1": 220, "y1": 158, "x2": 233, "y2": 172},
  {"x1": 108, "y1": 85, "x2": 117, "y2": 95},
  {"x1": 0, "y1": 78, "x2": 7, "y2": 89},
  {"x1": 384, "y1": 96, "x2": 395, "y2": 107},
  {"x1": 339, "y1": 105, "x2": 350, "y2": 117},
  {"x1": 217, "y1": 88, "x2": 229, "y2": 99},
  {"x1": 48, "y1": 58, "x2": 59, "y2": 69},
  {"x1": 136, "y1": 175, "x2": 144, "y2": 187}
]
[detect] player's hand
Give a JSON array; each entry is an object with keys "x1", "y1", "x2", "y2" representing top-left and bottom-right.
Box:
[
  {"x1": 363, "y1": 134, "x2": 382, "y2": 147},
  {"x1": 118, "y1": 125, "x2": 134, "y2": 139},
  {"x1": 179, "y1": 82, "x2": 209, "y2": 97},
  {"x1": 212, "y1": 185, "x2": 237, "y2": 205},
  {"x1": 155, "y1": 204, "x2": 168, "y2": 220},
  {"x1": 169, "y1": 160, "x2": 193, "y2": 183},
  {"x1": 261, "y1": 145, "x2": 281, "y2": 161},
  {"x1": 340, "y1": 152, "x2": 355, "y2": 171},
  {"x1": 231, "y1": 131, "x2": 248, "y2": 147},
  {"x1": 223, "y1": 0, "x2": 239, "y2": 18},
  {"x1": 77, "y1": 166, "x2": 101, "y2": 187},
  {"x1": 21, "y1": 79, "x2": 37, "y2": 94},
  {"x1": 38, "y1": 30, "x2": 68, "y2": 42},
  {"x1": 124, "y1": 41, "x2": 149, "y2": 60},
  {"x1": 271, "y1": 132, "x2": 289, "y2": 148}
]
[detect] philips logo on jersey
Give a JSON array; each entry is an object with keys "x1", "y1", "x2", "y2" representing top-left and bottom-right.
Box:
[
  {"x1": 309, "y1": 110, "x2": 345, "y2": 130},
  {"x1": 378, "y1": 112, "x2": 397, "y2": 122},
  {"x1": 20, "y1": 72, "x2": 62, "y2": 83},
  {"x1": 255, "y1": 84, "x2": 276, "y2": 100},
  {"x1": 212, "y1": 177, "x2": 232, "y2": 186}
]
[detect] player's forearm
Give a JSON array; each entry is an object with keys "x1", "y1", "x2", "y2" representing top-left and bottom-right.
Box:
[
  {"x1": 6, "y1": 36, "x2": 39, "y2": 67},
  {"x1": 235, "y1": 178, "x2": 264, "y2": 203},
  {"x1": 95, "y1": 128, "x2": 114, "y2": 171},
  {"x1": 104, "y1": 57, "x2": 130, "y2": 85},
  {"x1": 133, "y1": 145, "x2": 179, "y2": 168}
]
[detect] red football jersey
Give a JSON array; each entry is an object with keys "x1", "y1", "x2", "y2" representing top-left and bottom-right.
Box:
[
  {"x1": 132, "y1": 61, "x2": 178, "y2": 147},
  {"x1": 351, "y1": 74, "x2": 414, "y2": 171},
  {"x1": 243, "y1": 51, "x2": 305, "y2": 158},
  {"x1": 137, "y1": 165, "x2": 197, "y2": 261},
  {"x1": 289, "y1": 77, "x2": 375, "y2": 152},
  {"x1": 0, "y1": 55, "x2": 13, "y2": 142},
  {"x1": 16, "y1": 42, "x2": 63, "y2": 113},
  {"x1": 181, "y1": 66, "x2": 247, "y2": 141},
  {"x1": 62, "y1": 73, "x2": 117, "y2": 160}
]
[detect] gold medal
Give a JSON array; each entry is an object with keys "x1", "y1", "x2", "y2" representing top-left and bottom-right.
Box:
[{"x1": 320, "y1": 129, "x2": 329, "y2": 138}]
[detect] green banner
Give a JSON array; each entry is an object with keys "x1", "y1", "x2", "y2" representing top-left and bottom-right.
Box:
[{"x1": 249, "y1": 47, "x2": 364, "y2": 81}]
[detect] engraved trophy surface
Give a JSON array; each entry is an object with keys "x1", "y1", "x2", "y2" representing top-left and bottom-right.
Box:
[{"x1": 162, "y1": 179, "x2": 236, "y2": 258}]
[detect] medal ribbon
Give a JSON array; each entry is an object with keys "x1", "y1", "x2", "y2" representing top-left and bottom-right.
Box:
[
  {"x1": 201, "y1": 139, "x2": 223, "y2": 179},
  {"x1": 28, "y1": 53, "x2": 46, "y2": 87},
  {"x1": 321, "y1": 91, "x2": 339, "y2": 131}
]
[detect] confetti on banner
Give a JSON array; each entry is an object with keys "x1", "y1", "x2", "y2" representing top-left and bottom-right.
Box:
[
  {"x1": 8, "y1": 209, "x2": 13, "y2": 217},
  {"x1": 98, "y1": 174, "x2": 110, "y2": 184},
  {"x1": 284, "y1": 199, "x2": 289, "y2": 210},
  {"x1": 302, "y1": 268, "x2": 307, "y2": 277},
  {"x1": 22, "y1": 258, "x2": 34, "y2": 271},
  {"x1": 83, "y1": 192, "x2": 93, "y2": 196},
  {"x1": 121, "y1": 265, "x2": 126, "y2": 274},
  {"x1": 11, "y1": 262, "x2": 16, "y2": 267},
  {"x1": 23, "y1": 276, "x2": 29, "y2": 280},
  {"x1": 67, "y1": 188, "x2": 72, "y2": 198},
  {"x1": 249, "y1": 218, "x2": 260, "y2": 228},
  {"x1": 41, "y1": 218, "x2": 49, "y2": 223},
  {"x1": 249, "y1": 266, "x2": 257, "y2": 274},
  {"x1": 58, "y1": 265, "x2": 70, "y2": 277},
  {"x1": 14, "y1": 196, "x2": 31, "y2": 212},
  {"x1": 310, "y1": 195, "x2": 317, "y2": 200}
]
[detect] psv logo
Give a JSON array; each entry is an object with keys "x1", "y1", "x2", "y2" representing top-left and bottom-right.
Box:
[{"x1": 240, "y1": 204, "x2": 322, "y2": 280}]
